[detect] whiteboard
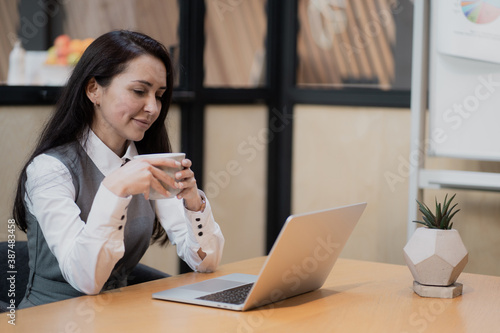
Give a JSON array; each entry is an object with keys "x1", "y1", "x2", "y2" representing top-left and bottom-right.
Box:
[{"x1": 428, "y1": 0, "x2": 500, "y2": 161}]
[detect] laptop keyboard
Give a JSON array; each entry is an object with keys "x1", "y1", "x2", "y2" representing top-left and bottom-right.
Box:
[{"x1": 196, "y1": 283, "x2": 254, "y2": 305}]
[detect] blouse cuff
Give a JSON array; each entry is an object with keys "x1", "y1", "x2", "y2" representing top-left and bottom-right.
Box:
[
  {"x1": 184, "y1": 191, "x2": 216, "y2": 250},
  {"x1": 84, "y1": 184, "x2": 132, "y2": 237}
]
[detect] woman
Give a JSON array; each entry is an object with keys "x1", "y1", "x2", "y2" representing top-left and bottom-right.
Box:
[{"x1": 13, "y1": 30, "x2": 224, "y2": 308}]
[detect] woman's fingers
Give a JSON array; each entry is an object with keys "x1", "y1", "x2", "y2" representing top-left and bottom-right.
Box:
[
  {"x1": 180, "y1": 158, "x2": 192, "y2": 168},
  {"x1": 148, "y1": 176, "x2": 170, "y2": 198},
  {"x1": 107, "y1": 157, "x2": 191, "y2": 199},
  {"x1": 175, "y1": 167, "x2": 194, "y2": 182},
  {"x1": 149, "y1": 164, "x2": 179, "y2": 190},
  {"x1": 143, "y1": 157, "x2": 182, "y2": 168},
  {"x1": 150, "y1": 158, "x2": 194, "y2": 194}
]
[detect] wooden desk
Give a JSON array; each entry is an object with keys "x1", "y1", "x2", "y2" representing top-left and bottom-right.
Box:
[{"x1": 3, "y1": 257, "x2": 500, "y2": 332}]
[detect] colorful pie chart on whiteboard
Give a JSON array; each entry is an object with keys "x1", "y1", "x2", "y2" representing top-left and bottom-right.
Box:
[{"x1": 461, "y1": 0, "x2": 500, "y2": 24}]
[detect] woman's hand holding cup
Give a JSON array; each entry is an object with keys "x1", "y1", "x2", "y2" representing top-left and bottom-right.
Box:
[{"x1": 103, "y1": 153, "x2": 184, "y2": 200}]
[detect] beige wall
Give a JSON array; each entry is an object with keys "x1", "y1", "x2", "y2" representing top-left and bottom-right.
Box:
[
  {"x1": 293, "y1": 105, "x2": 411, "y2": 265},
  {"x1": 293, "y1": 105, "x2": 500, "y2": 276},
  {"x1": 204, "y1": 105, "x2": 267, "y2": 265},
  {"x1": 2, "y1": 104, "x2": 499, "y2": 277},
  {"x1": 0, "y1": 106, "x2": 53, "y2": 243}
]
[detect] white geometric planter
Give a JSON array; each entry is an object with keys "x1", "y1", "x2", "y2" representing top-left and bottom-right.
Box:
[{"x1": 403, "y1": 228, "x2": 468, "y2": 287}]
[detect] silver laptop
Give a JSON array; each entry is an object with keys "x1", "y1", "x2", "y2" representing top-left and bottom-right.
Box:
[{"x1": 153, "y1": 202, "x2": 367, "y2": 311}]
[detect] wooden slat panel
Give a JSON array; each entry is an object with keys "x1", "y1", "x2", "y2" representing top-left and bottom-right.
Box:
[
  {"x1": 366, "y1": 0, "x2": 396, "y2": 82},
  {"x1": 0, "y1": 0, "x2": 20, "y2": 83},
  {"x1": 204, "y1": 0, "x2": 267, "y2": 87},
  {"x1": 297, "y1": 0, "x2": 397, "y2": 88},
  {"x1": 375, "y1": 0, "x2": 397, "y2": 45},
  {"x1": 344, "y1": 1, "x2": 375, "y2": 82},
  {"x1": 298, "y1": 0, "x2": 348, "y2": 86},
  {"x1": 351, "y1": 0, "x2": 390, "y2": 87}
]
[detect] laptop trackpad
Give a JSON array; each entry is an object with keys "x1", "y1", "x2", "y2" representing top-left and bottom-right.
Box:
[{"x1": 183, "y1": 279, "x2": 245, "y2": 292}]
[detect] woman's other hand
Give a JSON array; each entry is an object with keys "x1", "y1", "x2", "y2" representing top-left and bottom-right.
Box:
[{"x1": 175, "y1": 158, "x2": 203, "y2": 212}]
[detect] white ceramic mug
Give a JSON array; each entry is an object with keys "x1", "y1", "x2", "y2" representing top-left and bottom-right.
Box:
[{"x1": 133, "y1": 152, "x2": 185, "y2": 200}]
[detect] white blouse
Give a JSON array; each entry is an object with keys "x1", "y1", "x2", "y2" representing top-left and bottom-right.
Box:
[{"x1": 24, "y1": 130, "x2": 224, "y2": 295}]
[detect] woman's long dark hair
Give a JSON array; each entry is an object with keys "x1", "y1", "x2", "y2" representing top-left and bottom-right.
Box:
[{"x1": 13, "y1": 30, "x2": 173, "y2": 245}]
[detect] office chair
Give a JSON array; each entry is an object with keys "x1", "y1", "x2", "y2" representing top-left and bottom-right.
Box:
[
  {"x1": 0, "y1": 240, "x2": 168, "y2": 312},
  {"x1": 0, "y1": 241, "x2": 29, "y2": 312},
  {"x1": 127, "y1": 263, "x2": 170, "y2": 285}
]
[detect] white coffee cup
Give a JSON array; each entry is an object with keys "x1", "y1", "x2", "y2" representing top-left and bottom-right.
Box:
[{"x1": 133, "y1": 152, "x2": 185, "y2": 200}]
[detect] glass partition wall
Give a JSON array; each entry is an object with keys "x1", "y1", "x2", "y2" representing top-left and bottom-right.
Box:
[
  {"x1": 297, "y1": 0, "x2": 408, "y2": 90},
  {"x1": 1, "y1": 0, "x2": 413, "y2": 272}
]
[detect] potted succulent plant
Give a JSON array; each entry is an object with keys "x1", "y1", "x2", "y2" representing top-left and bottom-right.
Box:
[{"x1": 403, "y1": 194, "x2": 468, "y2": 298}]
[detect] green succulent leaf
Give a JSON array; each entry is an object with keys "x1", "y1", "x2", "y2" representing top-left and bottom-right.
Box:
[
  {"x1": 422, "y1": 215, "x2": 434, "y2": 227},
  {"x1": 413, "y1": 194, "x2": 460, "y2": 230},
  {"x1": 442, "y1": 194, "x2": 455, "y2": 214},
  {"x1": 413, "y1": 220, "x2": 428, "y2": 227},
  {"x1": 435, "y1": 200, "x2": 442, "y2": 227},
  {"x1": 440, "y1": 216, "x2": 448, "y2": 229},
  {"x1": 417, "y1": 201, "x2": 435, "y2": 224},
  {"x1": 446, "y1": 209, "x2": 460, "y2": 228}
]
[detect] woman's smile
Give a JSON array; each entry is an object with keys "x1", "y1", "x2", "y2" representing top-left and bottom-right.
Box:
[{"x1": 132, "y1": 117, "x2": 152, "y2": 129}]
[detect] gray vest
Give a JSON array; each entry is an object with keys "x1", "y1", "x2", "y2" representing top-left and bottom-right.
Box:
[{"x1": 22, "y1": 142, "x2": 156, "y2": 307}]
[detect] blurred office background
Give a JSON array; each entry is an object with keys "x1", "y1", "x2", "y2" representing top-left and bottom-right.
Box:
[{"x1": 1, "y1": 0, "x2": 499, "y2": 276}]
